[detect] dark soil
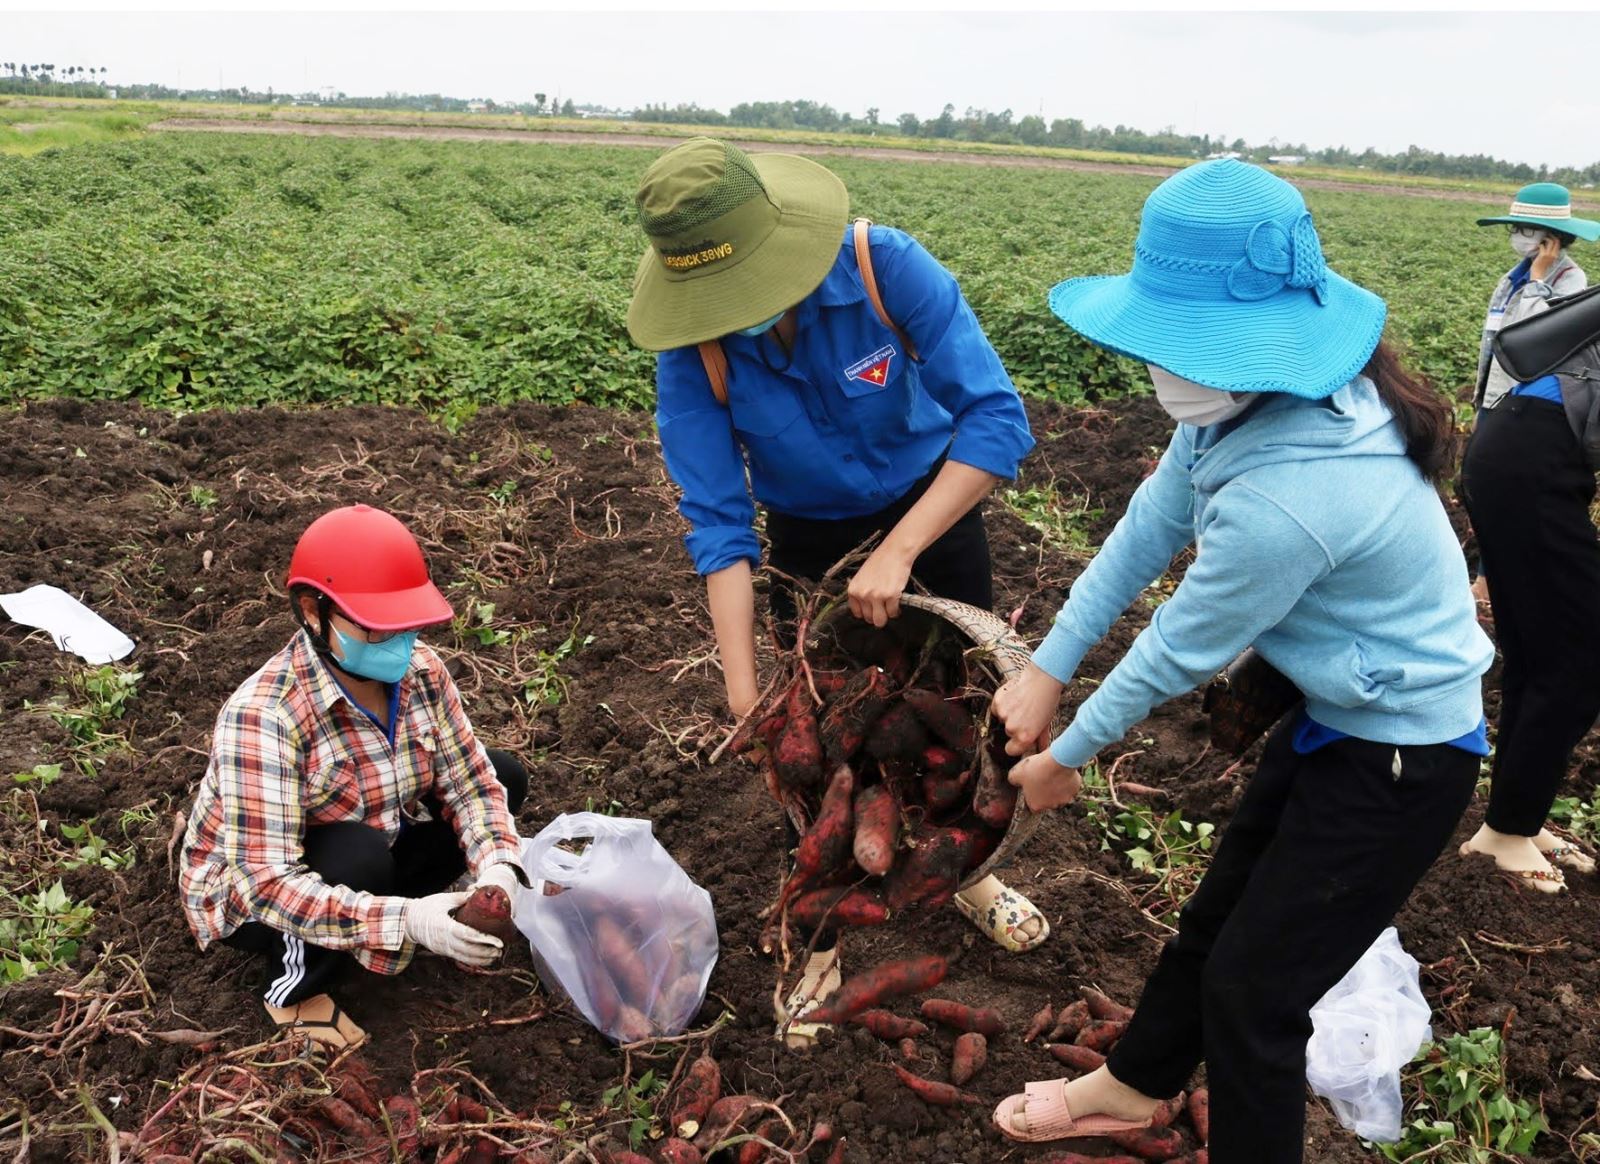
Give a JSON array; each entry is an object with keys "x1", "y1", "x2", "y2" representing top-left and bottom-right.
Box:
[{"x1": 1, "y1": 393, "x2": 1596, "y2": 1162}]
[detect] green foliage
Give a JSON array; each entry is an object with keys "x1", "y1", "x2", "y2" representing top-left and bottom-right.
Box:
[
  {"x1": 1001, "y1": 483, "x2": 1104, "y2": 557},
  {"x1": 1548, "y1": 784, "x2": 1600, "y2": 848},
  {"x1": 58, "y1": 819, "x2": 137, "y2": 872},
  {"x1": 599, "y1": 1068, "x2": 664, "y2": 1150},
  {"x1": 0, "y1": 134, "x2": 1510, "y2": 417},
  {"x1": 1377, "y1": 1028, "x2": 1545, "y2": 1162},
  {"x1": 10, "y1": 763, "x2": 62, "y2": 788},
  {"x1": 1078, "y1": 762, "x2": 1214, "y2": 924},
  {"x1": 187, "y1": 484, "x2": 218, "y2": 510},
  {"x1": 456, "y1": 601, "x2": 511, "y2": 648},
  {"x1": 38, "y1": 665, "x2": 140, "y2": 755},
  {"x1": 0, "y1": 880, "x2": 95, "y2": 982},
  {"x1": 523, "y1": 624, "x2": 595, "y2": 709}
]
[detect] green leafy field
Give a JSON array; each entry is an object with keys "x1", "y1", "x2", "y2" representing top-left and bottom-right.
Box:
[{"x1": 0, "y1": 132, "x2": 1529, "y2": 417}]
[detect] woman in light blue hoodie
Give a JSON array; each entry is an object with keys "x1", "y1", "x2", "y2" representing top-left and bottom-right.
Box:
[{"x1": 989, "y1": 160, "x2": 1493, "y2": 1164}]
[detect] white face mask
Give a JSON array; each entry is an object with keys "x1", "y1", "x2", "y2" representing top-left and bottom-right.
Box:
[
  {"x1": 1147, "y1": 365, "x2": 1255, "y2": 427},
  {"x1": 1510, "y1": 228, "x2": 1547, "y2": 258}
]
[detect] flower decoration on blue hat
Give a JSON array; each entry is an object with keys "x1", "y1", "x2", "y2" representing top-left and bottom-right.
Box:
[{"x1": 1227, "y1": 212, "x2": 1329, "y2": 306}]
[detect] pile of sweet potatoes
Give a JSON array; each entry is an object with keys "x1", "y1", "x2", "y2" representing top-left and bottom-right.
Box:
[{"x1": 736, "y1": 617, "x2": 1021, "y2": 939}]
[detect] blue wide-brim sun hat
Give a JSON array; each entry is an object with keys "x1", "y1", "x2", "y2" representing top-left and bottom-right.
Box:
[{"x1": 1049, "y1": 158, "x2": 1387, "y2": 399}]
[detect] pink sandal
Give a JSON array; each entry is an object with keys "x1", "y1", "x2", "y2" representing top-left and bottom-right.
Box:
[{"x1": 992, "y1": 1078, "x2": 1154, "y2": 1144}]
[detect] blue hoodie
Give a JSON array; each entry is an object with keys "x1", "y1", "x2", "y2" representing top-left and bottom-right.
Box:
[{"x1": 1032, "y1": 377, "x2": 1494, "y2": 769}]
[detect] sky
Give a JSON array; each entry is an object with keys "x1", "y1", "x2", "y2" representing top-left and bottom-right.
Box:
[{"x1": 6, "y1": 8, "x2": 1600, "y2": 170}]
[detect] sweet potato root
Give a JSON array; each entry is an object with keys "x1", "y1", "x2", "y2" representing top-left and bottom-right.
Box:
[
  {"x1": 851, "y1": 784, "x2": 900, "y2": 877},
  {"x1": 735, "y1": 1119, "x2": 782, "y2": 1164},
  {"x1": 892, "y1": 1065, "x2": 979, "y2": 1107},
  {"x1": 1082, "y1": 986, "x2": 1135, "y2": 1022},
  {"x1": 804, "y1": 955, "x2": 949, "y2": 1025},
  {"x1": 1187, "y1": 1088, "x2": 1210, "y2": 1145},
  {"x1": 1046, "y1": 1043, "x2": 1106, "y2": 1071},
  {"x1": 864, "y1": 702, "x2": 930, "y2": 764},
  {"x1": 668, "y1": 1052, "x2": 720, "y2": 1137},
  {"x1": 784, "y1": 762, "x2": 856, "y2": 897},
  {"x1": 853, "y1": 1009, "x2": 929, "y2": 1041},
  {"x1": 595, "y1": 914, "x2": 654, "y2": 1006},
  {"x1": 919, "y1": 999, "x2": 1005, "y2": 1037},
  {"x1": 921, "y1": 768, "x2": 969, "y2": 813},
  {"x1": 825, "y1": 1138, "x2": 847, "y2": 1164},
  {"x1": 773, "y1": 697, "x2": 824, "y2": 793},
  {"x1": 692, "y1": 1095, "x2": 763, "y2": 1152},
  {"x1": 884, "y1": 827, "x2": 979, "y2": 911},
  {"x1": 950, "y1": 1032, "x2": 988, "y2": 1086},
  {"x1": 452, "y1": 885, "x2": 519, "y2": 945},
  {"x1": 789, "y1": 886, "x2": 890, "y2": 929},
  {"x1": 1106, "y1": 1127, "x2": 1188, "y2": 1160},
  {"x1": 900, "y1": 688, "x2": 976, "y2": 750},
  {"x1": 1046, "y1": 999, "x2": 1091, "y2": 1043},
  {"x1": 657, "y1": 1143, "x2": 703, "y2": 1164},
  {"x1": 1075, "y1": 1019, "x2": 1129, "y2": 1054},
  {"x1": 821, "y1": 667, "x2": 893, "y2": 764},
  {"x1": 972, "y1": 740, "x2": 1019, "y2": 828},
  {"x1": 1023, "y1": 1001, "x2": 1055, "y2": 1044},
  {"x1": 1151, "y1": 1092, "x2": 1186, "y2": 1130}
]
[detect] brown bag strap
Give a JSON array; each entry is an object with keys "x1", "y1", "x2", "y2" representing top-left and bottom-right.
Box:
[
  {"x1": 852, "y1": 217, "x2": 919, "y2": 361},
  {"x1": 697, "y1": 340, "x2": 729, "y2": 405}
]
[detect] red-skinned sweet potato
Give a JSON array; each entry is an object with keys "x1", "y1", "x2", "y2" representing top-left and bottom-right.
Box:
[
  {"x1": 920, "y1": 999, "x2": 1005, "y2": 1037},
  {"x1": 892, "y1": 1065, "x2": 980, "y2": 1107},
  {"x1": 656, "y1": 1140, "x2": 703, "y2": 1164},
  {"x1": 921, "y1": 768, "x2": 969, "y2": 813},
  {"x1": 950, "y1": 1032, "x2": 988, "y2": 1085},
  {"x1": 784, "y1": 763, "x2": 856, "y2": 897},
  {"x1": 865, "y1": 702, "x2": 931, "y2": 764},
  {"x1": 1106, "y1": 1127, "x2": 1188, "y2": 1160},
  {"x1": 1046, "y1": 999, "x2": 1091, "y2": 1043},
  {"x1": 972, "y1": 740, "x2": 1019, "y2": 828},
  {"x1": 668, "y1": 1052, "x2": 720, "y2": 1137},
  {"x1": 789, "y1": 886, "x2": 890, "y2": 929},
  {"x1": 735, "y1": 1119, "x2": 783, "y2": 1164},
  {"x1": 1082, "y1": 986, "x2": 1135, "y2": 1022},
  {"x1": 821, "y1": 667, "x2": 893, "y2": 764},
  {"x1": 773, "y1": 694, "x2": 824, "y2": 793},
  {"x1": 853, "y1": 1009, "x2": 929, "y2": 1040},
  {"x1": 851, "y1": 784, "x2": 900, "y2": 876},
  {"x1": 884, "y1": 827, "x2": 979, "y2": 911},
  {"x1": 900, "y1": 688, "x2": 976, "y2": 750},
  {"x1": 1046, "y1": 1043, "x2": 1106, "y2": 1071},
  {"x1": 692, "y1": 1095, "x2": 763, "y2": 1152},
  {"x1": 595, "y1": 914, "x2": 653, "y2": 1006},
  {"x1": 1151, "y1": 1092, "x2": 1186, "y2": 1129},
  {"x1": 1023, "y1": 1001, "x2": 1056, "y2": 1043},
  {"x1": 1075, "y1": 1018, "x2": 1129, "y2": 1053},
  {"x1": 804, "y1": 955, "x2": 949, "y2": 1025},
  {"x1": 452, "y1": 885, "x2": 518, "y2": 945},
  {"x1": 1187, "y1": 1088, "x2": 1210, "y2": 1145}
]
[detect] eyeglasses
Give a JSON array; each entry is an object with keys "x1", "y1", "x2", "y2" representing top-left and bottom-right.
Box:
[{"x1": 332, "y1": 610, "x2": 403, "y2": 644}]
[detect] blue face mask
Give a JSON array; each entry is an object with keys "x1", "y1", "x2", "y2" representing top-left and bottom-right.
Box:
[
  {"x1": 331, "y1": 627, "x2": 418, "y2": 684},
  {"x1": 737, "y1": 312, "x2": 785, "y2": 337}
]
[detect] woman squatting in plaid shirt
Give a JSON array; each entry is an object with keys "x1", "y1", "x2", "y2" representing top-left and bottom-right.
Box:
[{"x1": 179, "y1": 505, "x2": 528, "y2": 1049}]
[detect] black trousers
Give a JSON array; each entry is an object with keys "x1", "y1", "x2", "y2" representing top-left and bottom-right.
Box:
[
  {"x1": 1461, "y1": 397, "x2": 1600, "y2": 836},
  {"x1": 764, "y1": 455, "x2": 993, "y2": 628},
  {"x1": 1105, "y1": 721, "x2": 1477, "y2": 1164},
  {"x1": 224, "y1": 749, "x2": 527, "y2": 1006}
]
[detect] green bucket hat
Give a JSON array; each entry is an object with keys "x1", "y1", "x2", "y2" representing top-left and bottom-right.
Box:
[
  {"x1": 1476, "y1": 181, "x2": 1600, "y2": 242},
  {"x1": 626, "y1": 137, "x2": 850, "y2": 351}
]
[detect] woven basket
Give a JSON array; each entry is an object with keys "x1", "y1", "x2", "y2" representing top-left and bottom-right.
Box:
[{"x1": 806, "y1": 593, "x2": 1052, "y2": 890}]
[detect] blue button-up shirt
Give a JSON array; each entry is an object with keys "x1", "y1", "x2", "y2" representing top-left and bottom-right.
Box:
[{"x1": 655, "y1": 225, "x2": 1035, "y2": 576}]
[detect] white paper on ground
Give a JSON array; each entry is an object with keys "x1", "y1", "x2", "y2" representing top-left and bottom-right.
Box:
[{"x1": 0, "y1": 584, "x2": 136, "y2": 663}]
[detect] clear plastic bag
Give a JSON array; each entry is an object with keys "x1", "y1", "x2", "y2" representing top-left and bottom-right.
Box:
[
  {"x1": 513, "y1": 812, "x2": 718, "y2": 1044},
  {"x1": 1306, "y1": 927, "x2": 1432, "y2": 1143}
]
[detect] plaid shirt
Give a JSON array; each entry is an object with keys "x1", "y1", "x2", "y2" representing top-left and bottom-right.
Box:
[{"x1": 179, "y1": 630, "x2": 522, "y2": 976}]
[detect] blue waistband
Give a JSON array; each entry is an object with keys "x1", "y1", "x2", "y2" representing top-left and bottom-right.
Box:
[{"x1": 1292, "y1": 711, "x2": 1489, "y2": 756}]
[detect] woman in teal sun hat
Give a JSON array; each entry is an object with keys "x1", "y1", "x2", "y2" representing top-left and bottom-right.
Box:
[{"x1": 987, "y1": 159, "x2": 1493, "y2": 1162}]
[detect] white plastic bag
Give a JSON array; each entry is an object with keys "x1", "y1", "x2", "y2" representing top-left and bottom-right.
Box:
[
  {"x1": 514, "y1": 812, "x2": 717, "y2": 1044},
  {"x1": 1306, "y1": 927, "x2": 1432, "y2": 1142}
]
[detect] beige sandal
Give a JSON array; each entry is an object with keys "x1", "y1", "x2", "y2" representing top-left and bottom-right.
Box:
[
  {"x1": 993, "y1": 1078, "x2": 1153, "y2": 1144},
  {"x1": 953, "y1": 874, "x2": 1050, "y2": 952},
  {"x1": 265, "y1": 993, "x2": 367, "y2": 1051},
  {"x1": 774, "y1": 948, "x2": 841, "y2": 1049}
]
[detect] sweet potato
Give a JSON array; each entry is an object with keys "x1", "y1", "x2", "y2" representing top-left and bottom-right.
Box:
[
  {"x1": 864, "y1": 702, "x2": 930, "y2": 762},
  {"x1": 657, "y1": 1146, "x2": 703, "y2": 1164},
  {"x1": 658, "y1": 969, "x2": 707, "y2": 1029},
  {"x1": 804, "y1": 954, "x2": 949, "y2": 1025},
  {"x1": 595, "y1": 914, "x2": 654, "y2": 1006},
  {"x1": 382, "y1": 1095, "x2": 422, "y2": 1158},
  {"x1": 669, "y1": 1052, "x2": 720, "y2": 1138},
  {"x1": 900, "y1": 687, "x2": 976, "y2": 750},
  {"x1": 1075, "y1": 1019, "x2": 1129, "y2": 1053},
  {"x1": 921, "y1": 768, "x2": 968, "y2": 813},
  {"x1": 821, "y1": 667, "x2": 893, "y2": 764},
  {"x1": 824, "y1": 1138, "x2": 847, "y2": 1164},
  {"x1": 452, "y1": 885, "x2": 518, "y2": 945},
  {"x1": 884, "y1": 827, "x2": 979, "y2": 911},
  {"x1": 892, "y1": 1065, "x2": 979, "y2": 1107},
  {"x1": 1082, "y1": 986, "x2": 1135, "y2": 1022},
  {"x1": 851, "y1": 783, "x2": 900, "y2": 876},
  {"x1": 922, "y1": 743, "x2": 966, "y2": 780},
  {"x1": 789, "y1": 886, "x2": 890, "y2": 929},
  {"x1": 1187, "y1": 1088, "x2": 1209, "y2": 1145},
  {"x1": 1106, "y1": 1127, "x2": 1188, "y2": 1160},
  {"x1": 783, "y1": 763, "x2": 856, "y2": 898},
  {"x1": 972, "y1": 740, "x2": 1019, "y2": 828},
  {"x1": 950, "y1": 1032, "x2": 988, "y2": 1085},
  {"x1": 1046, "y1": 999, "x2": 1091, "y2": 1043},
  {"x1": 853, "y1": 1009, "x2": 928, "y2": 1041},
  {"x1": 899, "y1": 1037, "x2": 919, "y2": 1061},
  {"x1": 692, "y1": 1094, "x2": 763, "y2": 1151},
  {"x1": 736, "y1": 1119, "x2": 782, "y2": 1164},
  {"x1": 919, "y1": 998, "x2": 1005, "y2": 1037},
  {"x1": 773, "y1": 701, "x2": 824, "y2": 793},
  {"x1": 1151, "y1": 1092, "x2": 1186, "y2": 1129},
  {"x1": 613, "y1": 1003, "x2": 655, "y2": 1043},
  {"x1": 1023, "y1": 1001, "x2": 1056, "y2": 1043},
  {"x1": 1046, "y1": 1043, "x2": 1106, "y2": 1071}
]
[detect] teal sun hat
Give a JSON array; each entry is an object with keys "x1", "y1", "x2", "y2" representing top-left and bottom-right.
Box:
[
  {"x1": 1048, "y1": 158, "x2": 1387, "y2": 398},
  {"x1": 1475, "y1": 181, "x2": 1600, "y2": 242}
]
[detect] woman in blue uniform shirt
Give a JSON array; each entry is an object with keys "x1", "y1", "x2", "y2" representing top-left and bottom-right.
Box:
[{"x1": 625, "y1": 137, "x2": 1041, "y2": 1044}]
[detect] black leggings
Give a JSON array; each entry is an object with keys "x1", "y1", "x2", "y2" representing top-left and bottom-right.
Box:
[
  {"x1": 224, "y1": 749, "x2": 527, "y2": 1005},
  {"x1": 1462, "y1": 397, "x2": 1600, "y2": 836},
  {"x1": 1106, "y1": 721, "x2": 1477, "y2": 1163}
]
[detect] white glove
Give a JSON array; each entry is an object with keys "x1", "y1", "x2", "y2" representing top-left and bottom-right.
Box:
[
  {"x1": 473, "y1": 862, "x2": 523, "y2": 902},
  {"x1": 403, "y1": 891, "x2": 502, "y2": 967}
]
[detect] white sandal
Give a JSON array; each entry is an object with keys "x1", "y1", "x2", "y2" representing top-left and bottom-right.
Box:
[
  {"x1": 953, "y1": 874, "x2": 1050, "y2": 952},
  {"x1": 774, "y1": 948, "x2": 842, "y2": 1049}
]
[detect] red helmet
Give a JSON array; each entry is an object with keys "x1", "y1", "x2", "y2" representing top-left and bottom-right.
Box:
[{"x1": 286, "y1": 505, "x2": 453, "y2": 631}]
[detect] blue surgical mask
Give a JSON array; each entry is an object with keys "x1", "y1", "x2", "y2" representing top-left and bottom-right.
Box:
[
  {"x1": 737, "y1": 312, "x2": 785, "y2": 337},
  {"x1": 332, "y1": 627, "x2": 418, "y2": 684}
]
